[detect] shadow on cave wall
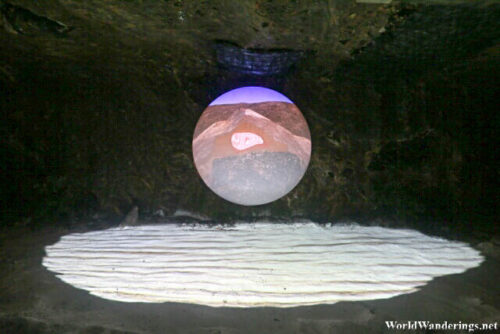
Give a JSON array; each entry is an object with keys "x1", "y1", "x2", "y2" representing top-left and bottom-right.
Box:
[{"x1": 0, "y1": 1, "x2": 498, "y2": 236}]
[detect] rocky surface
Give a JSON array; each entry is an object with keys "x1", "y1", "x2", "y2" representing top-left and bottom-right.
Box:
[
  {"x1": 1, "y1": 0, "x2": 497, "y2": 227},
  {"x1": 0, "y1": 0, "x2": 498, "y2": 265}
]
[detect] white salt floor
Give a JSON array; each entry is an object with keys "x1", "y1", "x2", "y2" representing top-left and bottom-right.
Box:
[{"x1": 42, "y1": 222, "x2": 483, "y2": 307}]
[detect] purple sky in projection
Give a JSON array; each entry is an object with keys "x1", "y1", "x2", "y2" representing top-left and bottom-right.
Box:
[{"x1": 209, "y1": 86, "x2": 293, "y2": 106}]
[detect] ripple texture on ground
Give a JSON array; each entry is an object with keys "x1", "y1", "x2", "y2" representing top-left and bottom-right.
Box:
[{"x1": 42, "y1": 223, "x2": 483, "y2": 307}]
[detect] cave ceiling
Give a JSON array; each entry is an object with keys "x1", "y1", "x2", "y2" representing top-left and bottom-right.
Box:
[
  {"x1": 1, "y1": 0, "x2": 497, "y2": 93},
  {"x1": 1, "y1": 0, "x2": 390, "y2": 58}
]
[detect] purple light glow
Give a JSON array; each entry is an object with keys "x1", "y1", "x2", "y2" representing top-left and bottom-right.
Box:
[{"x1": 209, "y1": 86, "x2": 293, "y2": 106}]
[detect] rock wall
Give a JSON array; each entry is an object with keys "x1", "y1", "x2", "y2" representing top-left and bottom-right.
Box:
[{"x1": 0, "y1": 1, "x2": 498, "y2": 233}]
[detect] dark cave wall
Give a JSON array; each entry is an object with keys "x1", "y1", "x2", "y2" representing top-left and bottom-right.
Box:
[
  {"x1": 368, "y1": 56, "x2": 499, "y2": 227},
  {"x1": 0, "y1": 1, "x2": 498, "y2": 230},
  {"x1": 1, "y1": 50, "x2": 200, "y2": 221}
]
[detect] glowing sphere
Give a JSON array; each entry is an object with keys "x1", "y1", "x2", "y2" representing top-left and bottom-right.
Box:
[{"x1": 192, "y1": 87, "x2": 311, "y2": 205}]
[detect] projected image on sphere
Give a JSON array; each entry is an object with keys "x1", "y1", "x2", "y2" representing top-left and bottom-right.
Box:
[{"x1": 192, "y1": 86, "x2": 311, "y2": 206}]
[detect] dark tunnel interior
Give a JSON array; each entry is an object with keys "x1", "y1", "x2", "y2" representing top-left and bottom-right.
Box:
[{"x1": 0, "y1": 0, "x2": 499, "y2": 333}]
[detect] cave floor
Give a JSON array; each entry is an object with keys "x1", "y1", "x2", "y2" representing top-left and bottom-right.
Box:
[{"x1": 0, "y1": 221, "x2": 499, "y2": 334}]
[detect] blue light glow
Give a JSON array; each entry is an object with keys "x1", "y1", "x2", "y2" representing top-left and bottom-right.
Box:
[{"x1": 209, "y1": 86, "x2": 293, "y2": 106}]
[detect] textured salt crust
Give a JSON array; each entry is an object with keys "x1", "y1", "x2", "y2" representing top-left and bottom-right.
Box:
[{"x1": 42, "y1": 223, "x2": 483, "y2": 307}]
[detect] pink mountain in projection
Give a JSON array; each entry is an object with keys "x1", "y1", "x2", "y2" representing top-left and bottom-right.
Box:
[{"x1": 192, "y1": 102, "x2": 311, "y2": 186}]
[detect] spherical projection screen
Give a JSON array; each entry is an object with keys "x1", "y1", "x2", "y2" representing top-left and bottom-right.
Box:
[{"x1": 192, "y1": 87, "x2": 311, "y2": 205}]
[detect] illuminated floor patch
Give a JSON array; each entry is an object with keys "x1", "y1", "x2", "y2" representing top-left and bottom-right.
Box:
[{"x1": 42, "y1": 223, "x2": 483, "y2": 307}]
